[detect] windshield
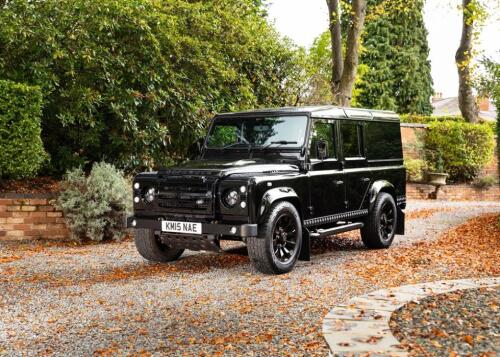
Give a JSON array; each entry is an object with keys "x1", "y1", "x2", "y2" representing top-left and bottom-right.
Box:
[{"x1": 206, "y1": 116, "x2": 308, "y2": 149}]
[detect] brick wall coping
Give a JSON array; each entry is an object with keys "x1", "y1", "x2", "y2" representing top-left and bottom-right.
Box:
[
  {"x1": 400, "y1": 122, "x2": 428, "y2": 128},
  {"x1": 0, "y1": 192, "x2": 57, "y2": 199}
]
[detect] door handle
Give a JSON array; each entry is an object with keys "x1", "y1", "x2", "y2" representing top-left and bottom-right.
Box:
[
  {"x1": 361, "y1": 177, "x2": 370, "y2": 183},
  {"x1": 333, "y1": 180, "x2": 344, "y2": 186}
]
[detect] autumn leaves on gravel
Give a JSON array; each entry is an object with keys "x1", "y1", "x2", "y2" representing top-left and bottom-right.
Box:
[
  {"x1": 348, "y1": 214, "x2": 500, "y2": 287},
  {"x1": 391, "y1": 286, "x2": 499, "y2": 356}
]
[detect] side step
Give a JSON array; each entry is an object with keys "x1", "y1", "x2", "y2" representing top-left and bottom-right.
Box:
[{"x1": 309, "y1": 222, "x2": 364, "y2": 238}]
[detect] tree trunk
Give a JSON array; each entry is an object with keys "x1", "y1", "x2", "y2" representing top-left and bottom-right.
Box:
[
  {"x1": 326, "y1": 0, "x2": 343, "y2": 103},
  {"x1": 456, "y1": 0, "x2": 479, "y2": 123},
  {"x1": 326, "y1": 0, "x2": 367, "y2": 107},
  {"x1": 338, "y1": 0, "x2": 366, "y2": 107}
]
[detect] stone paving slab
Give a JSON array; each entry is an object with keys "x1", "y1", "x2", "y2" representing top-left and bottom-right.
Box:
[
  {"x1": 324, "y1": 307, "x2": 393, "y2": 322},
  {"x1": 323, "y1": 319, "x2": 388, "y2": 334},
  {"x1": 322, "y1": 277, "x2": 499, "y2": 357},
  {"x1": 323, "y1": 331, "x2": 403, "y2": 353}
]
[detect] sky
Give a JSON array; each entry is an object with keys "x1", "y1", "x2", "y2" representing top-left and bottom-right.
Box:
[{"x1": 266, "y1": 0, "x2": 500, "y2": 98}]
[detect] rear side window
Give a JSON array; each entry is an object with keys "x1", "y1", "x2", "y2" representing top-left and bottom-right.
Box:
[
  {"x1": 365, "y1": 122, "x2": 402, "y2": 160},
  {"x1": 340, "y1": 122, "x2": 364, "y2": 158}
]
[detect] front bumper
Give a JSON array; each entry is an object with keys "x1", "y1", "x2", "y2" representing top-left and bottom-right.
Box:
[{"x1": 126, "y1": 217, "x2": 258, "y2": 238}]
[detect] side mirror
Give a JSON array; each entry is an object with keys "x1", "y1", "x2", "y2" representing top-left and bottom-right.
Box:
[
  {"x1": 187, "y1": 138, "x2": 204, "y2": 160},
  {"x1": 316, "y1": 139, "x2": 328, "y2": 160}
]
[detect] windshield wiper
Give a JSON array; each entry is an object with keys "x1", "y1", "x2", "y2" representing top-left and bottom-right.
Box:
[
  {"x1": 261, "y1": 140, "x2": 298, "y2": 149},
  {"x1": 221, "y1": 142, "x2": 249, "y2": 150}
]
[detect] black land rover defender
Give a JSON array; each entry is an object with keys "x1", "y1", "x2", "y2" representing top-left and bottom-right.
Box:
[{"x1": 128, "y1": 106, "x2": 406, "y2": 274}]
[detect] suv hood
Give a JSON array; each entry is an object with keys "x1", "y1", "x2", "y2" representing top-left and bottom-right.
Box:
[{"x1": 159, "y1": 159, "x2": 299, "y2": 177}]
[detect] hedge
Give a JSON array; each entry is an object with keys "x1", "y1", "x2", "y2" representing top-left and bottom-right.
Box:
[
  {"x1": 400, "y1": 114, "x2": 465, "y2": 124},
  {"x1": 400, "y1": 114, "x2": 497, "y2": 133},
  {"x1": 425, "y1": 121, "x2": 495, "y2": 183},
  {"x1": 0, "y1": 80, "x2": 48, "y2": 179}
]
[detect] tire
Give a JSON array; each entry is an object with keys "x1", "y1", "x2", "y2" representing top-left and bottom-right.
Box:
[
  {"x1": 134, "y1": 229, "x2": 184, "y2": 263},
  {"x1": 361, "y1": 192, "x2": 397, "y2": 249},
  {"x1": 247, "y1": 201, "x2": 302, "y2": 274}
]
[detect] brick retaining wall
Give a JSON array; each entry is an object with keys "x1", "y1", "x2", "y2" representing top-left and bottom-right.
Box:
[
  {"x1": 407, "y1": 183, "x2": 500, "y2": 201},
  {"x1": 0, "y1": 194, "x2": 68, "y2": 241},
  {"x1": 1, "y1": 184, "x2": 498, "y2": 241}
]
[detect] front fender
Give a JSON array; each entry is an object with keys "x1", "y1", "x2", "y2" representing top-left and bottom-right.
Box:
[
  {"x1": 368, "y1": 180, "x2": 396, "y2": 211},
  {"x1": 258, "y1": 187, "x2": 299, "y2": 222}
]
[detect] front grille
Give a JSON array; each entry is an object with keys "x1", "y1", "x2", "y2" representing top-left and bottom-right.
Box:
[{"x1": 156, "y1": 175, "x2": 217, "y2": 216}]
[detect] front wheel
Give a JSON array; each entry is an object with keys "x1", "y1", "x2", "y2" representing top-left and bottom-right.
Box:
[
  {"x1": 134, "y1": 229, "x2": 184, "y2": 263},
  {"x1": 247, "y1": 201, "x2": 302, "y2": 274},
  {"x1": 361, "y1": 192, "x2": 397, "y2": 249}
]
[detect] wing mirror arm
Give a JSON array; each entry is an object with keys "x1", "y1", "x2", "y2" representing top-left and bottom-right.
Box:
[{"x1": 316, "y1": 139, "x2": 328, "y2": 161}]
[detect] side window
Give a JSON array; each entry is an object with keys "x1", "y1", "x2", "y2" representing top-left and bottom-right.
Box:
[
  {"x1": 365, "y1": 121, "x2": 402, "y2": 160},
  {"x1": 340, "y1": 123, "x2": 364, "y2": 158},
  {"x1": 310, "y1": 120, "x2": 336, "y2": 159}
]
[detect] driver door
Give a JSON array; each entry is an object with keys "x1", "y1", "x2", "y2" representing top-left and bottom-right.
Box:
[{"x1": 308, "y1": 119, "x2": 345, "y2": 219}]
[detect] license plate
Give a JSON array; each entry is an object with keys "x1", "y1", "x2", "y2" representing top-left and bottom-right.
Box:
[{"x1": 161, "y1": 220, "x2": 202, "y2": 235}]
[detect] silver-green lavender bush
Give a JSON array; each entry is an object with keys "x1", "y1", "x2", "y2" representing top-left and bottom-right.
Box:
[{"x1": 56, "y1": 162, "x2": 132, "y2": 242}]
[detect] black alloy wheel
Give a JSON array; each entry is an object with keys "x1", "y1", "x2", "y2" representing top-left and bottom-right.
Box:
[
  {"x1": 378, "y1": 201, "x2": 395, "y2": 241},
  {"x1": 272, "y1": 213, "x2": 299, "y2": 264},
  {"x1": 247, "y1": 201, "x2": 303, "y2": 274},
  {"x1": 361, "y1": 192, "x2": 397, "y2": 249}
]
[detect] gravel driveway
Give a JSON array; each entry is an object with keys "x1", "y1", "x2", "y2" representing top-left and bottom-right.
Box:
[{"x1": 1, "y1": 200, "x2": 499, "y2": 356}]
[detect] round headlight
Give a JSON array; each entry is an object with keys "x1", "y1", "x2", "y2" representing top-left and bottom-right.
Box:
[
  {"x1": 240, "y1": 186, "x2": 247, "y2": 193},
  {"x1": 144, "y1": 188, "x2": 156, "y2": 203},
  {"x1": 224, "y1": 190, "x2": 239, "y2": 207},
  {"x1": 133, "y1": 182, "x2": 140, "y2": 189}
]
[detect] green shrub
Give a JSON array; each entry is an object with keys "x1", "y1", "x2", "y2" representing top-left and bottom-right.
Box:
[
  {"x1": 0, "y1": 80, "x2": 48, "y2": 179},
  {"x1": 56, "y1": 162, "x2": 132, "y2": 242},
  {"x1": 404, "y1": 159, "x2": 426, "y2": 182},
  {"x1": 472, "y1": 175, "x2": 498, "y2": 189},
  {"x1": 425, "y1": 121, "x2": 495, "y2": 183}
]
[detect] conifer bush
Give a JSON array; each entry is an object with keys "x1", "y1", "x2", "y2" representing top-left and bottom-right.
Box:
[{"x1": 56, "y1": 162, "x2": 132, "y2": 242}]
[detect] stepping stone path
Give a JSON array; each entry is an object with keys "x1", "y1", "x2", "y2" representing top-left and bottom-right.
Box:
[{"x1": 322, "y1": 277, "x2": 500, "y2": 356}]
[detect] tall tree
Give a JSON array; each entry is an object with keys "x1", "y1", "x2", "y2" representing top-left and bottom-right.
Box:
[
  {"x1": 356, "y1": 0, "x2": 434, "y2": 114},
  {"x1": 456, "y1": 0, "x2": 485, "y2": 123},
  {"x1": 326, "y1": 0, "x2": 367, "y2": 107}
]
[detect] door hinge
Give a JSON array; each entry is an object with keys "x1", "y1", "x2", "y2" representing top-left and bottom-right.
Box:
[{"x1": 307, "y1": 206, "x2": 314, "y2": 215}]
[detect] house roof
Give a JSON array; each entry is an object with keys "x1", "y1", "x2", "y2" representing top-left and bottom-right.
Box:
[{"x1": 432, "y1": 97, "x2": 497, "y2": 121}]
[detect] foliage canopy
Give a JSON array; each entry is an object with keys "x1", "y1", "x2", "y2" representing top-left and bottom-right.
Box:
[{"x1": 0, "y1": 0, "x2": 305, "y2": 174}]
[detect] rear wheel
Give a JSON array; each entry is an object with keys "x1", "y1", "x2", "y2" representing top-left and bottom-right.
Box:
[
  {"x1": 134, "y1": 228, "x2": 184, "y2": 262},
  {"x1": 247, "y1": 201, "x2": 302, "y2": 274},
  {"x1": 361, "y1": 192, "x2": 397, "y2": 249}
]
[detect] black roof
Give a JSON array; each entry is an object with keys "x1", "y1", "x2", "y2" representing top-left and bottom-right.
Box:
[{"x1": 217, "y1": 105, "x2": 400, "y2": 121}]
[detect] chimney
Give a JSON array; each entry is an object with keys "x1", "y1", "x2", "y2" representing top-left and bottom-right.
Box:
[
  {"x1": 432, "y1": 92, "x2": 443, "y2": 102},
  {"x1": 478, "y1": 97, "x2": 489, "y2": 111}
]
